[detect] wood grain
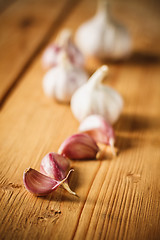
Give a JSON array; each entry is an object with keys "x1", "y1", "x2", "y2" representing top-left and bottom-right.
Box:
[
  {"x1": 0, "y1": 0, "x2": 160, "y2": 239},
  {"x1": 0, "y1": 0, "x2": 79, "y2": 105},
  {"x1": 0, "y1": 0, "x2": 16, "y2": 13},
  {"x1": 111, "y1": 0, "x2": 160, "y2": 55}
]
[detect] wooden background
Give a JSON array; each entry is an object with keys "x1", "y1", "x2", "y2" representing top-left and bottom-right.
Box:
[{"x1": 0, "y1": 0, "x2": 160, "y2": 239}]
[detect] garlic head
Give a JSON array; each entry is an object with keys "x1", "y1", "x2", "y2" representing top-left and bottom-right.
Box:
[
  {"x1": 42, "y1": 52, "x2": 88, "y2": 103},
  {"x1": 75, "y1": 1, "x2": 131, "y2": 60},
  {"x1": 42, "y1": 29, "x2": 84, "y2": 69},
  {"x1": 71, "y1": 65, "x2": 123, "y2": 123}
]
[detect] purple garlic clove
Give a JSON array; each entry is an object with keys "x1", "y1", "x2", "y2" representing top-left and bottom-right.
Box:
[
  {"x1": 40, "y1": 152, "x2": 76, "y2": 195},
  {"x1": 40, "y1": 152, "x2": 70, "y2": 180},
  {"x1": 23, "y1": 168, "x2": 73, "y2": 196},
  {"x1": 79, "y1": 115, "x2": 116, "y2": 155},
  {"x1": 42, "y1": 45, "x2": 61, "y2": 69},
  {"x1": 58, "y1": 133, "x2": 99, "y2": 160},
  {"x1": 42, "y1": 29, "x2": 84, "y2": 69}
]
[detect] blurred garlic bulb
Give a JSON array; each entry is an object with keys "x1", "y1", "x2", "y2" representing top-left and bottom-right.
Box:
[
  {"x1": 42, "y1": 51, "x2": 88, "y2": 103},
  {"x1": 75, "y1": 0, "x2": 131, "y2": 60},
  {"x1": 42, "y1": 29, "x2": 84, "y2": 69},
  {"x1": 71, "y1": 65, "x2": 123, "y2": 124}
]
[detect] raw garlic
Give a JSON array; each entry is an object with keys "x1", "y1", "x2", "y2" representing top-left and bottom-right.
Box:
[
  {"x1": 75, "y1": 0, "x2": 131, "y2": 60},
  {"x1": 79, "y1": 114, "x2": 116, "y2": 156},
  {"x1": 23, "y1": 168, "x2": 73, "y2": 196},
  {"x1": 23, "y1": 153, "x2": 76, "y2": 196},
  {"x1": 42, "y1": 29, "x2": 84, "y2": 69},
  {"x1": 71, "y1": 65, "x2": 123, "y2": 124},
  {"x1": 40, "y1": 152, "x2": 76, "y2": 195},
  {"x1": 58, "y1": 133, "x2": 99, "y2": 160},
  {"x1": 42, "y1": 51, "x2": 88, "y2": 103}
]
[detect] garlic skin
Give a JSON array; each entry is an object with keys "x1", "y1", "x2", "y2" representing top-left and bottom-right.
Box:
[
  {"x1": 71, "y1": 65, "x2": 123, "y2": 124},
  {"x1": 23, "y1": 168, "x2": 73, "y2": 196},
  {"x1": 42, "y1": 52, "x2": 88, "y2": 103},
  {"x1": 40, "y1": 153, "x2": 76, "y2": 195},
  {"x1": 58, "y1": 133, "x2": 99, "y2": 160},
  {"x1": 75, "y1": 0, "x2": 131, "y2": 60},
  {"x1": 42, "y1": 29, "x2": 84, "y2": 69}
]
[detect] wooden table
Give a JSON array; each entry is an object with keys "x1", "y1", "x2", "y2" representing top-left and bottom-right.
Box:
[{"x1": 0, "y1": 0, "x2": 160, "y2": 239}]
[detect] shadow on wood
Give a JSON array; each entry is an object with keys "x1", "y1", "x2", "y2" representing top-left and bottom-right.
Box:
[{"x1": 117, "y1": 113, "x2": 160, "y2": 132}]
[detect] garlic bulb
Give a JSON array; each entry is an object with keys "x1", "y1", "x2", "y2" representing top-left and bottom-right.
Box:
[
  {"x1": 75, "y1": 0, "x2": 131, "y2": 60},
  {"x1": 42, "y1": 51, "x2": 88, "y2": 103},
  {"x1": 71, "y1": 65, "x2": 123, "y2": 124},
  {"x1": 42, "y1": 29, "x2": 84, "y2": 69}
]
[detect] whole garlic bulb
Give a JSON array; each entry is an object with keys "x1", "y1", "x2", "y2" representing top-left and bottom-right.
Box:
[
  {"x1": 71, "y1": 65, "x2": 123, "y2": 124},
  {"x1": 42, "y1": 29, "x2": 84, "y2": 69},
  {"x1": 42, "y1": 51, "x2": 88, "y2": 103},
  {"x1": 75, "y1": 0, "x2": 131, "y2": 60}
]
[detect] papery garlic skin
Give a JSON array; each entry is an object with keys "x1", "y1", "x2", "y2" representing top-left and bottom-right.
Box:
[
  {"x1": 75, "y1": 1, "x2": 131, "y2": 60},
  {"x1": 42, "y1": 29, "x2": 84, "y2": 69},
  {"x1": 58, "y1": 133, "x2": 99, "y2": 160},
  {"x1": 71, "y1": 65, "x2": 123, "y2": 124},
  {"x1": 43, "y1": 52, "x2": 88, "y2": 103}
]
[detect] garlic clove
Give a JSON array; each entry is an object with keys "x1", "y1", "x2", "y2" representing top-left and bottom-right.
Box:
[
  {"x1": 75, "y1": 1, "x2": 131, "y2": 60},
  {"x1": 58, "y1": 29, "x2": 85, "y2": 67},
  {"x1": 42, "y1": 29, "x2": 84, "y2": 69},
  {"x1": 42, "y1": 45, "x2": 61, "y2": 69},
  {"x1": 67, "y1": 35, "x2": 85, "y2": 68},
  {"x1": 40, "y1": 152, "x2": 70, "y2": 180},
  {"x1": 23, "y1": 168, "x2": 73, "y2": 196},
  {"x1": 42, "y1": 51, "x2": 88, "y2": 103},
  {"x1": 79, "y1": 114, "x2": 116, "y2": 155},
  {"x1": 71, "y1": 65, "x2": 123, "y2": 124},
  {"x1": 58, "y1": 133, "x2": 99, "y2": 160},
  {"x1": 79, "y1": 114, "x2": 115, "y2": 144},
  {"x1": 40, "y1": 153, "x2": 76, "y2": 196}
]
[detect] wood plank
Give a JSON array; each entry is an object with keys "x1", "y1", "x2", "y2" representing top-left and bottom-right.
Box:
[
  {"x1": 47, "y1": 0, "x2": 160, "y2": 56},
  {"x1": 0, "y1": 0, "x2": 160, "y2": 239},
  {"x1": 1, "y1": 0, "x2": 160, "y2": 105},
  {"x1": 111, "y1": 0, "x2": 160, "y2": 56},
  {"x1": 0, "y1": 0, "x2": 16, "y2": 14},
  {"x1": 0, "y1": 0, "x2": 79, "y2": 105},
  {"x1": 1, "y1": 54, "x2": 160, "y2": 240}
]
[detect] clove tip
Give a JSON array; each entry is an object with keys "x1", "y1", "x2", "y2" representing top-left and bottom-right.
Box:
[{"x1": 100, "y1": 65, "x2": 108, "y2": 73}]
